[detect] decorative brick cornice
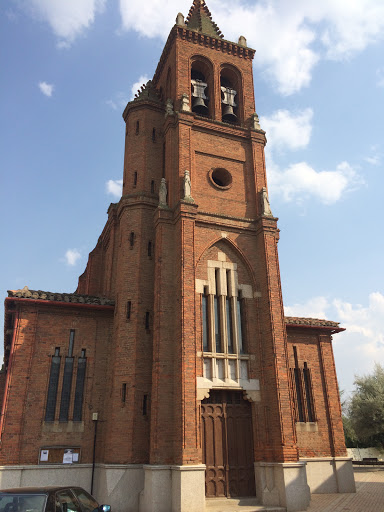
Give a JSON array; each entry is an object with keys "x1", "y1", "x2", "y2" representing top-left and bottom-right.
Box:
[
  {"x1": 7, "y1": 286, "x2": 114, "y2": 306},
  {"x1": 176, "y1": 27, "x2": 255, "y2": 60},
  {"x1": 153, "y1": 26, "x2": 255, "y2": 87}
]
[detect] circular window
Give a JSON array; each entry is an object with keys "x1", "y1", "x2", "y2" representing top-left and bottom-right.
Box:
[{"x1": 209, "y1": 168, "x2": 232, "y2": 189}]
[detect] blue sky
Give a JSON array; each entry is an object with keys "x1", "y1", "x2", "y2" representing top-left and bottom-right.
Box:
[{"x1": 1, "y1": 0, "x2": 384, "y2": 396}]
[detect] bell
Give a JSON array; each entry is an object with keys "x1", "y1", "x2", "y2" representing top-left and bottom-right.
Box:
[
  {"x1": 222, "y1": 104, "x2": 237, "y2": 122},
  {"x1": 192, "y1": 96, "x2": 209, "y2": 115},
  {"x1": 191, "y1": 79, "x2": 209, "y2": 115},
  {"x1": 221, "y1": 86, "x2": 237, "y2": 123}
]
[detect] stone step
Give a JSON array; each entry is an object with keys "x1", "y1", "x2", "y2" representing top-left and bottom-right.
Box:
[{"x1": 205, "y1": 497, "x2": 286, "y2": 512}]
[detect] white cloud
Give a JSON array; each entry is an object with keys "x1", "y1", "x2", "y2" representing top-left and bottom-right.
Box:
[
  {"x1": 260, "y1": 109, "x2": 313, "y2": 151},
  {"x1": 130, "y1": 75, "x2": 150, "y2": 101},
  {"x1": 106, "y1": 92, "x2": 129, "y2": 111},
  {"x1": 268, "y1": 159, "x2": 364, "y2": 205},
  {"x1": 106, "y1": 179, "x2": 123, "y2": 197},
  {"x1": 284, "y1": 296, "x2": 329, "y2": 319},
  {"x1": 285, "y1": 293, "x2": 384, "y2": 394},
  {"x1": 38, "y1": 81, "x2": 54, "y2": 97},
  {"x1": 118, "y1": 0, "x2": 384, "y2": 95},
  {"x1": 23, "y1": 0, "x2": 106, "y2": 46},
  {"x1": 64, "y1": 248, "x2": 81, "y2": 266}
]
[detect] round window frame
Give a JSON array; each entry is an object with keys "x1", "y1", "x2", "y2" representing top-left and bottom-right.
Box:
[{"x1": 208, "y1": 168, "x2": 233, "y2": 190}]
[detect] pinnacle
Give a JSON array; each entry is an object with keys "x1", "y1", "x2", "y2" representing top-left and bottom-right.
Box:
[{"x1": 185, "y1": 0, "x2": 224, "y2": 39}]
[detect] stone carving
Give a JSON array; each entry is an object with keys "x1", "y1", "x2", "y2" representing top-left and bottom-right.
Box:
[
  {"x1": 238, "y1": 35, "x2": 247, "y2": 47},
  {"x1": 180, "y1": 93, "x2": 191, "y2": 112},
  {"x1": 159, "y1": 178, "x2": 168, "y2": 207},
  {"x1": 261, "y1": 187, "x2": 273, "y2": 217},
  {"x1": 252, "y1": 112, "x2": 261, "y2": 130},
  {"x1": 197, "y1": 388, "x2": 210, "y2": 401},
  {"x1": 165, "y1": 98, "x2": 174, "y2": 117},
  {"x1": 176, "y1": 12, "x2": 185, "y2": 26},
  {"x1": 183, "y1": 170, "x2": 194, "y2": 202}
]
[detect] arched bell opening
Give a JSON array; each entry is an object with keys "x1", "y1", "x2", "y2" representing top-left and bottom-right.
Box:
[
  {"x1": 220, "y1": 66, "x2": 242, "y2": 125},
  {"x1": 191, "y1": 58, "x2": 214, "y2": 118}
]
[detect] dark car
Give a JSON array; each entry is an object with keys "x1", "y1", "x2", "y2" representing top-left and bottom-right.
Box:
[{"x1": 0, "y1": 487, "x2": 111, "y2": 512}]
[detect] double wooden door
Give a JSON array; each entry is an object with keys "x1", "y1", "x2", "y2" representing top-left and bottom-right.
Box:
[{"x1": 201, "y1": 390, "x2": 256, "y2": 498}]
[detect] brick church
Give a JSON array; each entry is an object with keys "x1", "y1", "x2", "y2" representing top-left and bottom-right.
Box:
[{"x1": 0, "y1": 1, "x2": 355, "y2": 511}]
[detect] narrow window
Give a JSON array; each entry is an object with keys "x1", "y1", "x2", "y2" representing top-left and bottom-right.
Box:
[
  {"x1": 73, "y1": 349, "x2": 86, "y2": 422},
  {"x1": 226, "y1": 298, "x2": 234, "y2": 354},
  {"x1": 68, "y1": 329, "x2": 75, "y2": 357},
  {"x1": 59, "y1": 331, "x2": 75, "y2": 422},
  {"x1": 133, "y1": 172, "x2": 137, "y2": 187},
  {"x1": 59, "y1": 356, "x2": 74, "y2": 422},
  {"x1": 145, "y1": 311, "x2": 150, "y2": 330},
  {"x1": 236, "y1": 296, "x2": 245, "y2": 354},
  {"x1": 136, "y1": 120, "x2": 139, "y2": 135},
  {"x1": 202, "y1": 288, "x2": 209, "y2": 352},
  {"x1": 152, "y1": 128, "x2": 156, "y2": 142},
  {"x1": 121, "y1": 383, "x2": 127, "y2": 403},
  {"x1": 130, "y1": 232, "x2": 135, "y2": 248},
  {"x1": 162, "y1": 142, "x2": 166, "y2": 178},
  {"x1": 214, "y1": 269, "x2": 222, "y2": 353},
  {"x1": 126, "y1": 300, "x2": 132, "y2": 320},
  {"x1": 293, "y1": 346, "x2": 305, "y2": 422},
  {"x1": 45, "y1": 348, "x2": 61, "y2": 422},
  {"x1": 294, "y1": 368, "x2": 305, "y2": 422},
  {"x1": 148, "y1": 241, "x2": 152, "y2": 258},
  {"x1": 303, "y1": 362, "x2": 315, "y2": 422},
  {"x1": 151, "y1": 180, "x2": 155, "y2": 194},
  {"x1": 143, "y1": 394, "x2": 148, "y2": 415}
]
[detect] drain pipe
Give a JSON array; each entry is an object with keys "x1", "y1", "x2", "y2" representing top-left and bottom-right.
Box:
[{"x1": 91, "y1": 412, "x2": 98, "y2": 495}]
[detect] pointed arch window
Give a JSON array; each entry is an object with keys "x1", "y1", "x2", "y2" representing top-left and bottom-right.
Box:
[{"x1": 199, "y1": 253, "x2": 251, "y2": 385}]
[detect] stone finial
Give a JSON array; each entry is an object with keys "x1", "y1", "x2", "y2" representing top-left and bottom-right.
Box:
[
  {"x1": 261, "y1": 187, "x2": 273, "y2": 217},
  {"x1": 180, "y1": 93, "x2": 191, "y2": 112},
  {"x1": 159, "y1": 178, "x2": 168, "y2": 207},
  {"x1": 238, "y1": 35, "x2": 247, "y2": 47},
  {"x1": 252, "y1": 112, "x2": 261, "y2": 130},
  {"x1": 176, "y1": 12, "x2": 185, "y2": 26},
  {"x1": 183, "y1": 170, "x2": 194, "y2": 202},
  {"x1": 165, "y1": 98, "x2": 174, "y2": 117}
]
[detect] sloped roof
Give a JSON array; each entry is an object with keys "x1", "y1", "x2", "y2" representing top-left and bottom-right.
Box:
[
  {"x1": 7, "y1": 286, "x2": 114, "y2": 306},
  {"x1": 185, "y1": 0, "x2": 224, "y2": 39},
  {"x1": 285, "y1": 316, "x2": 342, "y2": 329}
]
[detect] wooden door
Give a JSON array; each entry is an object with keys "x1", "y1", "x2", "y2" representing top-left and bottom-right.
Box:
[{"x1": 201, "y1": 390, "x2": 256, "y2": 498}]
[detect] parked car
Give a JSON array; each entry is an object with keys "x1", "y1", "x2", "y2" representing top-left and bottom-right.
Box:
[{"x1": 0, "y1": 487, "x2": 111, "y2": 512}]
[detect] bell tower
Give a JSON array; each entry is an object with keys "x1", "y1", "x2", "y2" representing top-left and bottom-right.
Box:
[{"x1": 121, "y1": 1, "x2": 311, "y2": 510}]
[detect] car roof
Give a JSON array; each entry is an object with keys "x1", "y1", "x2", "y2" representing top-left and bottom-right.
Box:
[{"x1": 0, "y1": 487, "x2": 84, "y2": 494}]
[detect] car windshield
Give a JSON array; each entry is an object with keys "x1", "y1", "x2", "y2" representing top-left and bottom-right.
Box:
[{"x1": 0, "y1": 494, "x2": 46, "y2": 512}]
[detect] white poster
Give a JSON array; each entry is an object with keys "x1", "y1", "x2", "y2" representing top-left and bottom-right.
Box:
[
  {"x1": 63, "y1": 450, "x2": 73, "y2": 464},
  {"x1": 40, "y1": 449, "x2": 49, "y2": 462},
  {"x1": 72, "y1": 453, "x2": 79, "y2": 462}
]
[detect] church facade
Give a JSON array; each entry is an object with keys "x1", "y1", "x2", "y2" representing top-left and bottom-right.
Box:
[{"x1": 0, "y1": 2, "x2": 355, "y2": 511}]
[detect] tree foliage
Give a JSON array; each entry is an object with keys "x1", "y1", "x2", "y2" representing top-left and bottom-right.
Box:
[{"x1": 348, "y1": 363, "x2": 384, "y2": 448}]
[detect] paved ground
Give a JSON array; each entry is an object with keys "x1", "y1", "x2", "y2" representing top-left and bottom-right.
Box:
[
  {"x1": 307, "y1": 467, "x2": 384, "y2": 512},
  {"x1": 206, "y1": 468, "x2": 384, "y2": 511}
]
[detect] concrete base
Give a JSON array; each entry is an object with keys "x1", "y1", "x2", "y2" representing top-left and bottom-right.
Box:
[
  {"x1": 0, "y1": 458, "x2": 355, "y2": 512},
  {"x1": 0, "y1": 464, "x2": 144, "y2": 512},
  {"x1": 254, "y1": 462, "x2": 311, "y2": 512},
  {"x1": 139, "y1": 464, "x2": 206, "y2": 512},
  {"x1": 301, "y1": 457, "x2": 356, "y2": 494}
]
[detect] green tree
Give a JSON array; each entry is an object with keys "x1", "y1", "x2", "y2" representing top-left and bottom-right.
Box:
[{"x1": 349, "y1": 363, "x2": 384, "y2": 448}]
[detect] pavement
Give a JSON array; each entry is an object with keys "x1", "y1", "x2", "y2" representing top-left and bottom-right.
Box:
[
  {"x1": 306, "y1": 467, "x2": 384, "y2": 512},
  {"x1": 206, "y1": 468, "x2": 384, "y2": 512}
]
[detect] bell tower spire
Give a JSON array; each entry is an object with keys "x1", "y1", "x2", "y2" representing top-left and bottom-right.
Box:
[{"x1": 185, "y1": 0, "x2": 224, "y2": 38}]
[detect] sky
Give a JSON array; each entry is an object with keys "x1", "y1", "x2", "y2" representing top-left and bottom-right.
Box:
[{"x1": 1, "y1": 0, "x2": 384, "y2": 397}]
